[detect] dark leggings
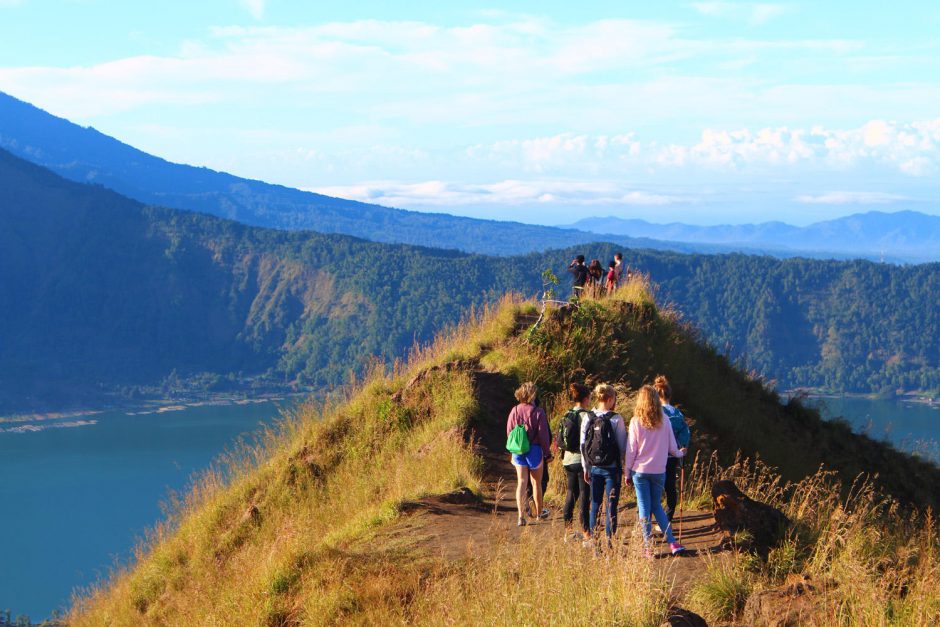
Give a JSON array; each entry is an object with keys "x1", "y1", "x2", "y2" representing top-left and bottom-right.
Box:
[
  {"x1": 665, "y1": 457, "x2": 681, "y2": 519},
  {"x1": 563, "y1": 463, "x2": 590, "y2": 532}
]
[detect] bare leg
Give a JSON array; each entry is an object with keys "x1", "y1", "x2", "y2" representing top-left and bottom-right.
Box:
[
  {"x1": 530, "y1": 464, "x2": 544, "y2": 515},
  {"x1": 515, "y1": 464, "x2": 530, "y2": 520}
]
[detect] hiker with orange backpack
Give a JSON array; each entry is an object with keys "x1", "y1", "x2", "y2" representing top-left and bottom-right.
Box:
[
  {"x1": 506, "y1": 381, "x2": 551, "y2": 527},
  {"x1": 625, "y1": 385, "x2": 687, "y2": 556}
]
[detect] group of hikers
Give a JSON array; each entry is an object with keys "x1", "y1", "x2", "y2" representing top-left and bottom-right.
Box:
[
  {"x1": 567, "y1": 252, "x2": 633, "y2": 297},
  {"x1": 505, "y1": 376, "x2": 691, "y2": 556}
]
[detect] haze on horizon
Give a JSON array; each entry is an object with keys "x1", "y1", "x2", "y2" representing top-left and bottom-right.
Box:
[{"x1": 1, "y1": 0, "x2": 939, "y2": 226}]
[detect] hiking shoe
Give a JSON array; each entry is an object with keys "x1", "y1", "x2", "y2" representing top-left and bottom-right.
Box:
[
  {"x1": 670, "y1": 542, "x2": 686, "y2": 555},
  {"x1": 517, "y1": 517, "x2": 527, "y2": 527},
  {"x1": 538, "y1": 508, "x2": 550, "y2": 520}
]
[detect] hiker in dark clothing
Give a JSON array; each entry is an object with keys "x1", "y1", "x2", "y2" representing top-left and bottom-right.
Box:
[
  {"x1": 568, "y1": 255, "x2": 588, "y2": 298},
  {"x1": 587, "y1": 259, "x2": 603, "y2": 296},
  {"x1": 558, "y1": 383, "x2": 592, "y2": 541}
]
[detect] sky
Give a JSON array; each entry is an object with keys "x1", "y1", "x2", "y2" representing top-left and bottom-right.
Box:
[{"x1": 1, "y1": 0, "x2": 939, "y2": 225}]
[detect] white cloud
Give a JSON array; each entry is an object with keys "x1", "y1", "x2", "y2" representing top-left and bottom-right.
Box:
[
  {"x1": 795, "y1": 191, "x2": 908, "y2": 205},
  {"x1": 465, "y1": 119, "x2": 940, "y2": 177},
  {"x1": 311, "y1": 180, "x2": 682, "y2": 208},
  {"x1": 690, "y1": 2, "x2": 788, "y2": 25},
  {"x1": 239, "y1": 0, "x2": 266, "y2": 20},
  {"x1": 0, "y1": 16, "x2": 906, "y2": 125}
]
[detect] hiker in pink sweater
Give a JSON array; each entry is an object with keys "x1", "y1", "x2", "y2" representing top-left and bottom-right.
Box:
[
  {"x1": 506, "y1": 381, "x2": 551, "y2": 526},
  {"x1": 625, "y1": 385, "x2": 687, "y2": 555}
]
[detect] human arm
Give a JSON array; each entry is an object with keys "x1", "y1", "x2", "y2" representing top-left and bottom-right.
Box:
[
  {"x1": 667, "y1": 422, "x2": 684, "y2": 458},
  {"x1": 536, "y1": 408, "x2": 552, "y2": 454},
  {"x1": 580, "y1": 411, "x2": 592, "y2": 475},
  {"x1": 506, "y1": 405, "x2": 517, "y2": 438},
  {"x1": 615, "y1": 414, "x2": 629, "y2": 469},
  {"x1": 623, "y1": 418, "x2": 638, "y2": 472}
]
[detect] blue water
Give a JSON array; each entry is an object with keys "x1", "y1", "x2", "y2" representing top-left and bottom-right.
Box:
[
  {"x1": 0, "y1": 401, "x2": 284, "y2": 620},
  {"x1": 807, "y1": 396, "x2": 940, "y2": 462}
]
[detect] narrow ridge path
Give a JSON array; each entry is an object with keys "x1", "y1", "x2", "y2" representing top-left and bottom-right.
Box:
[{"x1": 380, "y1": 366, "x2": 728, "y2": 605}]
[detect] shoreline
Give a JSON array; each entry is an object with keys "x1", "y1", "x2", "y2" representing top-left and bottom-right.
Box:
[
  {"x1": 785, "y1": 389, "x2": 939, "y2": 407},
  {"x1": 0, "y1": 391, "x2": 308, "y2": 426}
]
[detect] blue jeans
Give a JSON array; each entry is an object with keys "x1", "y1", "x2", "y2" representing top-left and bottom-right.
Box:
[
  {"x1": 631, "y1": 471, "x2": 676, "y2": 543},
  {"x1": 589, "y1": 466, "x2": 621, "y2": 538}
]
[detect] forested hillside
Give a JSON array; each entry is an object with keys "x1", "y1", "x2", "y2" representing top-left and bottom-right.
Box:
[
  {"x1": 2, "y1": 148, "x2": 937, "y2": 411},
  {"x1": 625, "y1": 251, "x2": 940, "y2": 393},
  {"x1": 0, "y1": 148, "x2": 535, "y2": 410}
]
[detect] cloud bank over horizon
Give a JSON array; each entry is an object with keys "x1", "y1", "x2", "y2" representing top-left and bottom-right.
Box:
[{"x1": 1, "y1": 2, "x2": 938, "y2": 224}]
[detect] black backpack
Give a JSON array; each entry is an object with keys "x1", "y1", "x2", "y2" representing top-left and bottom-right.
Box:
[
  {"x1": 555, "y1": 409, "x2": 582, "y2": 453},
  {"x1": 584, "y1": 411, "x2": 620, "y2": 467}
]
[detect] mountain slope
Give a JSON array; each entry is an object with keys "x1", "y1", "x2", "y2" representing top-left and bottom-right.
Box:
[
  {"x1": 68, "y1": 290, "x2": 940, "y2": 626},
  {"x1": 0, "y1": 91, "x2": 710, "y2": 257},
  {"x1": 628, "y1": 251, "x2": 940, "y2": 392},
  {"x1": 0, "y1": 147, "x2": 534, "y2": 410},
  {"x1": 3, "y1": 146, "x2": 939, "y2": 412},
  {"x1": 570, "y1": 211, "x2": 940, "y2": 262}
]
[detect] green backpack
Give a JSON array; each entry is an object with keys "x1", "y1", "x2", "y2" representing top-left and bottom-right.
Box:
[{"x1": 506, "y1": 423, "x2": 531, "y2": 455}]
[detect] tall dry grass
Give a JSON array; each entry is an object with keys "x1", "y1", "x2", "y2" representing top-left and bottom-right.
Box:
[{"x1": 682, "y1": 453, "x2": 940, "y2": 625}]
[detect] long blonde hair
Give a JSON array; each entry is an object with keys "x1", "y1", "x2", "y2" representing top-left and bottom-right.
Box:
[{"x1": 634, "y1": 385, "x2": 663, "y2": 429}]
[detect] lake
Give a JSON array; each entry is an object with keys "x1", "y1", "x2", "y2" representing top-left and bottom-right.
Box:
[
  {"x1": 0, "y1": 401, "x2": 285, "y2": 621},
  {"x1": 806, "y1": 395, "x2": 940, "y2": 462},
  {"x1": 2, "y1": 395, "x2": 937, "y2": 621}
]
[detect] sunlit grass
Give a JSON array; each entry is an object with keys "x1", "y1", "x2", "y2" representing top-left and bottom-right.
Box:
[{"x1": 70, "y1": 285, "x2": 940, "y2": 626}]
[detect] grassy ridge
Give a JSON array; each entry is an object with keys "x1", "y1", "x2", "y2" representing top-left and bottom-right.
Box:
[{"x1": 70, "y1": 283, "x2": 940, "y2": 625}]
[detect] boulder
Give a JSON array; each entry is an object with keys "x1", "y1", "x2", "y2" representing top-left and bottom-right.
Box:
[
  {"x1": 742, "y1": 574, "x2": 835, "y2": 626},
  {"x1": 712, "y1": 479, "x2": 789, "y2": 555}
]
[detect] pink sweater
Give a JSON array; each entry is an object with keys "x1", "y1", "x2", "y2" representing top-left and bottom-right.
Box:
[
  {"x1": 506, "y1": 403, "x2": 551, "y2": 452},
  {"x1": 624, "y1": 414, "x2": 684, "y2": 474}
]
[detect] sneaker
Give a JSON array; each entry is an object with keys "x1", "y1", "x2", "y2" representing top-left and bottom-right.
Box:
[
  {"x1": 517, "y1": 517, "x2": 527, "y2": 527},
  {"x1": 670, "y1": 542, "x2": 686, "y2": 555},
  {"x1": 538, "y1": 508, "x2": 550, "y2": 520}
]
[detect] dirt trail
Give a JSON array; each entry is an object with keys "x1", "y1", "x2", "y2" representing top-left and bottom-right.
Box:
[{"x1": 382, "y1": 365, "x2": 728, "y2": 605}]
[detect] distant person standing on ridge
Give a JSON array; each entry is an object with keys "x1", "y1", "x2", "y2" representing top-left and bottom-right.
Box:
[
  {"x1": 605, "y1": 260, "x2": 618, "y2": 294},
  {"x1": 587, "y1": 259, "x2": 603, "y2": 296},
  {"x1": 625, "y1": 385, "x2": 687, "y2": 556},
  {"x1": 506, "y1": 382, "x2": 551, "y2": 526},
  {"x1": 568, "y1": 255, "x2": 588, "y2": 299},
  {"x1": 582, "y1": 384, "x2": 627, "y2": 543},
  {"x1": 614, "y1": 252, "x2": 625, "y2": 285},
  {"x1": 654, "y1": 375, "x2": 691, "y2": 522},
  {"x1": 556, "y1": 383, "x2": 592, "y2": 541}
]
